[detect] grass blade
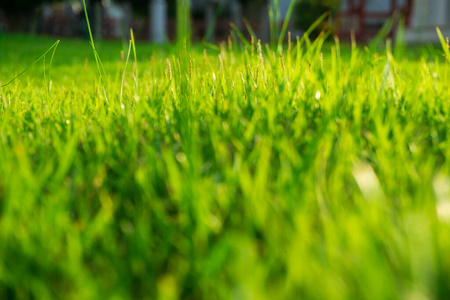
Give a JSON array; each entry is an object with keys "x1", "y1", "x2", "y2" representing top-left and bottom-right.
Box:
[
  {"x1": 120, "y1": 40, "x2": 133, "y2": 109},
  {"x1": 47, "y1": 39, "x2": 60, "y2": 97},
  {"x1": 436, "y1": 27, "x2": 450, "y2": 62},
  {"x1": 277, "y1": 0, "x2": 297, "y2": 50},
  {"x1": 298, "y1": 12, "x2": 330, "y2": 47},
  {"x1": 243, "y1": 18, "x2": 257, "y2": 40},
  {"x1": 82, "y1": 0, "x2": 108, "y2": 101},
  {"x1": 1, "y1": 40, "x2": 60, "y2": 88},
  {"x1": 230, "y1": 23, "x2": 251, "y2": 49},
  {"x1": 369, "y1": 11, "x2": 398, "y2": 51}
]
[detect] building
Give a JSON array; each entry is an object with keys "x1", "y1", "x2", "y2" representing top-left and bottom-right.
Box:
[
  {"x1": 404, "y1": 0, "x2": 450, "y2": 43},
  {"x1": 2, "y1": 0, "x2": 449, "y2": 44},
  {"x1": 186, "y1": 0, "x2": 450, "y2": 44},
  {"x1": 338, "y1": 0, "x2": 412, "y2": 41},
  {"x1": 336, "y1": 0, "x2": 450, "y2": 43}
]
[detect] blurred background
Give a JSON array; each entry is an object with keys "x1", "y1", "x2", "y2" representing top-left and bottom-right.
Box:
[{"x1": 0, "y1": 0, "x2": 449, "y2": 44}]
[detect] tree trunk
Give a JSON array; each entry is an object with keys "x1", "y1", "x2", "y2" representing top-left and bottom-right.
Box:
[
  {"x1": 94, "y1": 2, "x2": 102, "y2": 39},
  {"x1": 176, "y1": 0, "x2": 191, "y2": 44},
  {"x1": 205, "y1": 1, "x2": 216, "y2": 42},
  {"x1": 230, "y1": 0, "x2": 242, "y2": 31},
  {"x1": 259, "y1": 0, "x2": 270, "y2": 42},
  {"x1": 121, "y1": 2, "x2": 132, "y2": 40},
  {"x1": 150, "y1": 0, "x2": 167, "y2": 43}
]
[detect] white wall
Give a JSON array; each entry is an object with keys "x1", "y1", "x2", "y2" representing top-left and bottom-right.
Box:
[{"x1": 405, "y1": 0, "x2": 450, "y2": 43}]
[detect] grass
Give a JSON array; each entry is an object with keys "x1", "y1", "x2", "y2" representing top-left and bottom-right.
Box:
[{"x1": 0, "y1": 31, "x2": 449, "y2": 300}]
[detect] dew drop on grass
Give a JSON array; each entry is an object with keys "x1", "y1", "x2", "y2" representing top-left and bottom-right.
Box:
[
  {"x1": 352, "y1": 162, "x2": 385, "y2": 201},
  {"x1": 433, "y1": 173, "x2": 450, "y2": 223},
  {"x1": 176, "y1": 152, "x2": 187, "y2": 164},
  {"x1": 315, "y1": 91, "x2": 321, "y2": 100},
  {"x1": 409, "y1": 142, "x2": 418, "y2": 153},
  {"x1": 120, "y1": 220, "x2": 134, "y2": 235},
  {"x1": 437, "y1": 202, "x2": 450, "y2": 223}
]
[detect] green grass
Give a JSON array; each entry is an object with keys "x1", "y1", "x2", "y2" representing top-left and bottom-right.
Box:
[{"x1": 0, "y1": 32, "x2": 450, "y2": 300}]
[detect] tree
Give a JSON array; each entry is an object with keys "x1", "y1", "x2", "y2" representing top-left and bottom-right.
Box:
[
  {"x1": 1, "y1": 0, "x2": 60, "y2": 13},
  {"x1": 294, "y1": 0, "x2": 340, "y2": 38}
]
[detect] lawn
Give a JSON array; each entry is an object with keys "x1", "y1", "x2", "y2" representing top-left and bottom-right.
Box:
[{"x1": 0, "y1": 32, "x2": 449, "y2": 300}]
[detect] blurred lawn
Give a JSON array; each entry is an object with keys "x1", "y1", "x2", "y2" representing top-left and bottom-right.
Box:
[{"x1": 0, "y1": 33, "x2": 449, "y2": 300}]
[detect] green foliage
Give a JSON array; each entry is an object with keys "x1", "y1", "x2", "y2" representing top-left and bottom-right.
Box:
[
  {"x1": 0, "y1": 32, "x2": 450, "y2": 300},
  {"x1": 294, "y1": 0, "x2": 340, "y2": 38},
  {"x1": 176, "y1": 0, "x2": 191, "y2": 44},
  {"x1": 1, "y1": 0, "x2": 56, "y2": 13}
]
